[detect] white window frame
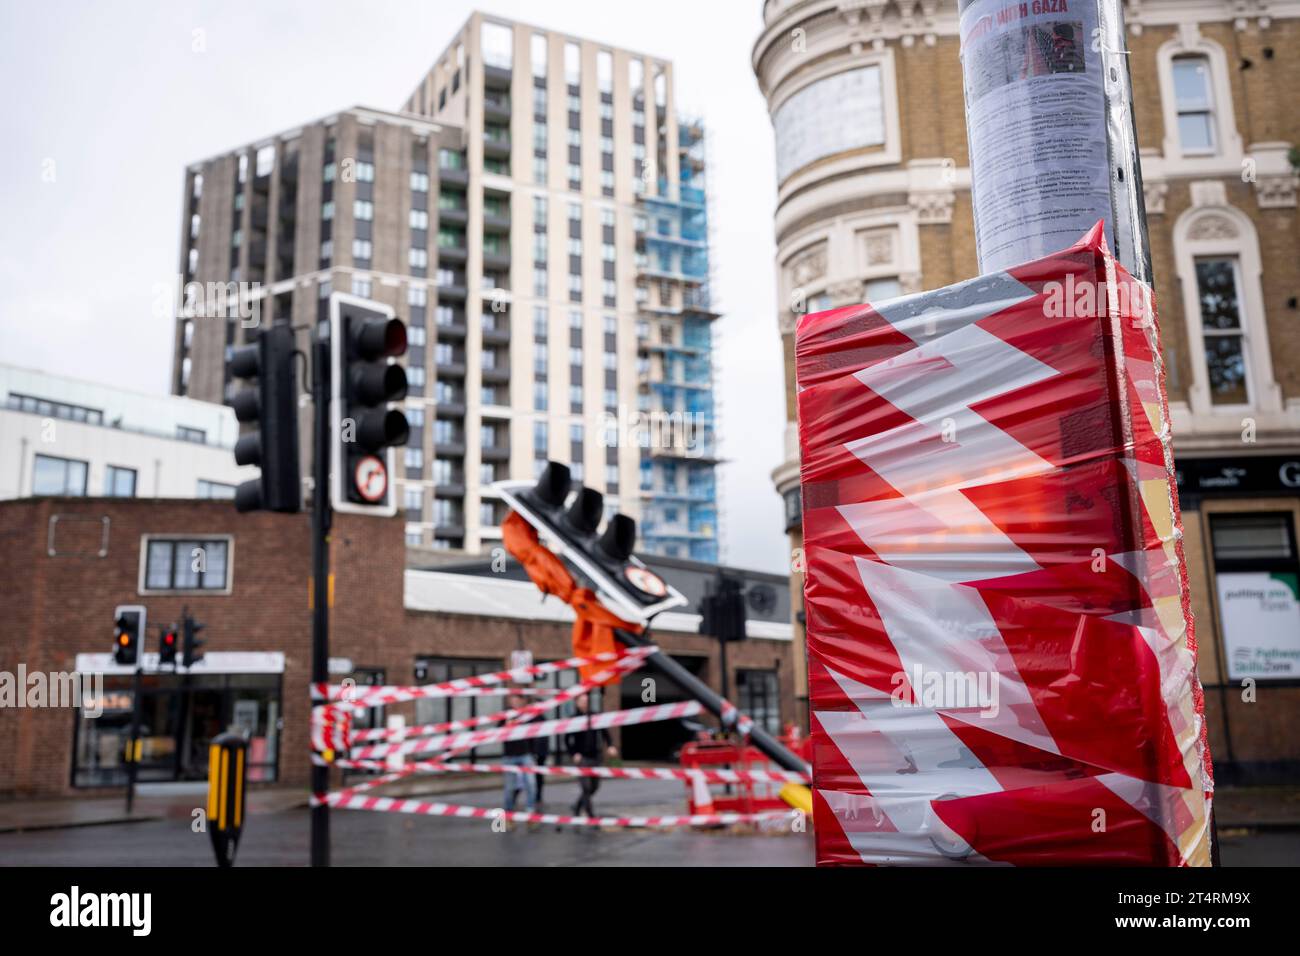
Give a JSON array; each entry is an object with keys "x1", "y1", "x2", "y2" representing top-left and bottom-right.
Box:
[
  {"x1": 1156, "y1": 26, "x2": 1242, "y2": 166},
  {"x1": 1174, "y1": 204, "x2": 1279, "y2": 416},
  {"x1": 138, "y1": 534, "x2": 235, "y2": 596}
]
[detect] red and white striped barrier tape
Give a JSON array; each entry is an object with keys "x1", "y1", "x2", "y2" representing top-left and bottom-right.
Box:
[
  {"x1": 348, "y1": 700, "x2": 704, "y2": 761},
  {"x1": 310, "y1": 793, "x2": 792, "y2": 829},
  {"x1": 327, "y1": 757, "x2": 811, "y2": 785},
  {"x1": 312, "y1": 647, "x2": 655, "y2": 706},
  {"x1": 348, "y1": 653, "x2": 648, "y2": 744}
]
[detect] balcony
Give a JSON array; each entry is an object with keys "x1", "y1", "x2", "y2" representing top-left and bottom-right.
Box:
[
  {"x1": 437, "y1": 238, "x2": 468, "y2": 265},
  {"x1": 482, "y1": 208, "x2": 511, "y2": 233},
  {"x1": 481, "y1": 322, "x2": 511, "y2": 345},
  {"x1": 435, "y1": 316, "x2": 467, "y2": 338},
  {"x1": 433, "y1": 480, "x2": 466, "y2": 498},
  {"x1": 480, "y1": 364, "x2": 511, "y2": 384},
  {"x1": 438, "y1": 205, "x2": 468, "y2": 227},
  {"x1": 435, "y1": 278, "x2": 467, "y2": 301},
  {"x1": 484, "y1": 64, "x2": 512, "y2": 89},
  {"x1": 481, "y1": 247, "x2": 511, "y2": 272},
  {"x1": 439, "y1": 165, "x2": 469, "y2": 188},
  {"x1": 480, "y1": 443, "x2": 511, "y2": 462},
  {"x1": 484, "y1": 94, "x2": 511, "y2": 124},
  {"x1": 482, "y1": 131, "x2": 512, "y2": 160}
]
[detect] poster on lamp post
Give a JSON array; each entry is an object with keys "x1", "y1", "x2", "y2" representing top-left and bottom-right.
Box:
[
  {"x1": 1217, "y1": 572, "x2": 1300, "y2": 680},
  {"x1": 958, "y1": 0, "x2": 1111, "y2": 274}
]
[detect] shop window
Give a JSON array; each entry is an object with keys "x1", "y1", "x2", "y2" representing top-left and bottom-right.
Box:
[
  {"x1": 1210, "y1": 512, "x2": 1300, "y2": 681},
  {"x1": 736, "y1": 668, "x2": 782, "y2": 735}
]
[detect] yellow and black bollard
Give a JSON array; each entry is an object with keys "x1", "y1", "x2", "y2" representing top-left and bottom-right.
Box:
[{"x1": 206, "y1": 732, "x2": 248, "y2": 867}]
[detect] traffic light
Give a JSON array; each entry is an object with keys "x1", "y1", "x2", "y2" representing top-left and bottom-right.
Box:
[
  {"x1": 700, "y1": 574, "x2": 747, "y2": 642},
  {"x1": 496, "y1": 460, "x2": 687, "y2": 623},
  {"x1": 230, "y1": 323, "x2": 302, "y2": 514},
  {"x1": 182, "y1": 612, "x2": 206, "y2": 668},
  {"x1": 329, "y1": 293, "x2": 410, "y2": 516},
  {"x1": 159, "y1": 624, "x2": 179, "y2": 666},
  {"x1": 112, "y1": 605, "x2": 146, "y2": 666}
]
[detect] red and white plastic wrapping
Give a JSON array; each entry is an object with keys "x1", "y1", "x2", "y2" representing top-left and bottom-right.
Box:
[{"x1": 795, "y1": 225, "x2": 1213, "y2": 866}]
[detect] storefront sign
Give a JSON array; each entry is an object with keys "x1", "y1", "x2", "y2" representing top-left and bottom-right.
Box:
[
  {"x1": 1176, "y1": 455, "x2": 1300, "y2": 500},
  {"x1": 1217, "y1": 571, "x2": 1300, "y2": 680}
]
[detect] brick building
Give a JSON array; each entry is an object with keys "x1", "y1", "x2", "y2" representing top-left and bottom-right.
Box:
[
  {"x1": 0, "y1": 496, "x2": 795, "y2": 798},
  {"x1": 752, "y1": 0, "x2": 1300, "y2": 781}
]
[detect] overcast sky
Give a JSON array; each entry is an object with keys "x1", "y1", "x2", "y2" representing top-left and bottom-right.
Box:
[{"x1": 0, "y1": 0, "x2": 789, "y2": 574}]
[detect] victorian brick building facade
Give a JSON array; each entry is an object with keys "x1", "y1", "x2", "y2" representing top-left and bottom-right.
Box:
[{"x1": 753, "y1": 0, "x2": 1300, "y2": 781}]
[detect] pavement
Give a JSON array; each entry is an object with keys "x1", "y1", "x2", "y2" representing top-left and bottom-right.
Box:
[{"x1": 1, "y1": 779, "x2": 1296, "y2": 866}]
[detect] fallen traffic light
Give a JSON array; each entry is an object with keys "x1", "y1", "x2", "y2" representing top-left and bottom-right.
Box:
[
  {"x1": 496, "y1": 460, "x2": 686, "y2": 623},
  {"x1": 230, "y1": 323, "x2": 302, "y2": 513},
  {"x1": 329, "y1": 293, "x2": 409, "y2": 515},
  {"x1": 112, "y1": 605, "x2": 146, "y2": 666}
]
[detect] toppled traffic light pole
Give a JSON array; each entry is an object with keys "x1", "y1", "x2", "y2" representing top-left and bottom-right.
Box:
[{"x1": 498, "y1": 462, "x2": 811, "y2": 782}]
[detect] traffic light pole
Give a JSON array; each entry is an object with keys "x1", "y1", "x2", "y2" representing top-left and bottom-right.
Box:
[
  {"x1": 614, "y1": 628, "x2": 809, "y2": 776},
  {"x1": 310, "y1": 332, "x2": 332, "y2": 867},
  {"x1": 124, "y1": 663, "x2": 143, "y2": 814}
]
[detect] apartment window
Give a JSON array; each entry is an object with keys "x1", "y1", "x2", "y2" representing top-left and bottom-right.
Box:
[
  {"x1": 433, "y1": 420, "x2": 457, "y2": 444},
  {"x1": 532, "y1": 33, "x2": 548, "y2": 77},
  {"x1": 534, "y1": 421, "x2": 548, "y2": 453},
  {"x1": 533, "y1": 156, "x2": 547, "y2": 185},
  {"x1": 534, "y1": 342, "x2": 549, "y2": 375},
  {"x1": 321, "y1": 200, "x2": 334, "y2": 221},
  {"x1": 570, "y1": 461, "x2": 584, "y2": 481},
  {"x1": 1195, "y1": 257, "x2": 1248, "y2": 404},
  {"x1": 534, "y1": 381, "x2": 549, "y2": 411},
  {"x1": 197, "y1": 480, "x2": 236, "y2": 499},
  {"x1": 410, "y1": 209, "x2": 429, "y2": 230},
  {"x1": 410, "y1": 248, "x2": 429, "y2": 269},
  {"x1": 604, "y1": 388, "x2": 617, "y2": 410},
  {"x1": 534, "y1": 268, "x2": 548, "y2": 297},
  {"x1": 409, "y1": 285, "x2": 428, "y2": 307},
  {"x1": 406, "y1": 529, "x2": 424, "y2": 547},
  {"x1": 355, "y1": 161, "x2": 375, "y2": 182},
  {"x1": 404, "y1": 487, "x2": 423, "y2": 515},
  {"x1": 567, "y1": 164, "x2": 582, "y2": 187},
  {"x1": 354, "y1": 199, "x2": 374, "y2": 221},
  {"x1": 408, "y1": 366, "x2": 427, "y2": 387},
  {"x1": 104, "y1": 465, "x2": 137, "y2": 498},
  {"x1": 605, "y1": 464, "x2": 619, "y2": 489},
  {"x1": 406, "y1": 406, "x2": 425, "y2": 427},
  {"x1": 352, "y1": 276, "x2": 372, "y2": 298},
  {"x1": 431, "y1": 458, "x2": 453, "y2": 484},
  {"x1": 569, "y1": 309, "x2": 583, "y2": 330},
  {"x1": 533, "y1": 306, "x2": 549, "y2": 339},
  {"x1": 568, "y1": 274, "x2": 582, "y2": 301},
  {"x1": 323, "y1": 161, "x2": 336, "y2": 183},
  {"x1": 1172, "y1": 55, "x2": 1215, "y2": 154},
  {"x1": 352, "y1": 239, "x2": 373, "y2": 261},
  {"x1": 405, "y1": 448, "x2": 424, "y2": 470},
  {"x1": 143, "y1": 537, "x2": 230, "y2": 592},
  {"x1": 408, "y1": 326, "x2": 426, "y2": 346},
  {"x1": 320, "y1": 239, "x2": 333, "y2": 262},
  {"x1": 32, "y1": 454, "x2": 88, "y2": 496},
  {"x1": 439, "y1": 149, "x2": 465, "y2": 170},
  {"x1": 480, "y1": 424, "x2": 499, "y2": 447},
  {"x1": 564, "y1": 42, "x2": 581, "y2": 84},
  {"x1": 411, "y1": 171, "x2": 429, "y2": 192},
  {"x1": 602, "y1": 351, "x2": 617, "y2": 371},
  {"x1": 570, "y1": 347, "x2": 583, "y2": 366},
  {"x1": 177, "y1": 425, "x2": 206, "y2": 443},
  {"x1": 570, "y1": 384, "x2": 583, "y2": 409}
]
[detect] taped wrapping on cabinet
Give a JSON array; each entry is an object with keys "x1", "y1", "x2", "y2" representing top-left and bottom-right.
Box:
[{"x1": 794, "y1": 223, "x2": 1213, "y2": 866}]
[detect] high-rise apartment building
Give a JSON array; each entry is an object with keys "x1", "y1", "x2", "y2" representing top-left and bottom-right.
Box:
[
  {"x1": 173, "y1": 13, "x2": 721, "y2": 561},
  {"x1": 400, "y1": 13, "x2": 721, "y2": 562},
  {"x1": 753, "y1": 0, "x2": 1300, "y2": 769}
]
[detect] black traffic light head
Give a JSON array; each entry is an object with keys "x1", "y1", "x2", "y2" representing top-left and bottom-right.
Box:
[
  {"x1": 699, "y1": 574, "x2": 747, "y2": 642},
  {"x1": 159, "y1": 625, "x2": 179, "y2": 666},
  {"x1": 182, "y1": 612, "x2": 206, "y2": 668},
  {"x1": 330, "y1": 294, "x2": 410, "y2": 516},
  {"x1": 230, "y1": 323, "x2": 301, "y2": 514},
  {"x1": 112, "y1": 605, "x2": 146, "y2": 667},
  {"x1": 496, "y1": 460, "x2": 687, "y2": 623}
]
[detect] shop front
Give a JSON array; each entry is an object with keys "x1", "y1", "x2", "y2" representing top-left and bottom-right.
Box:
[
  {"x1": 1177, "y1": 453, "x2": 1300, "y2": 783},
  {"x1": 71, "y1": 652, "x2": 284, "y2": 789}
]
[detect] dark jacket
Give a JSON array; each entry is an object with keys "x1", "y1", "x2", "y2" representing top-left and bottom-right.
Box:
[{"x1": 565, "y1": 720, "x2": 610, "y2": 761}]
